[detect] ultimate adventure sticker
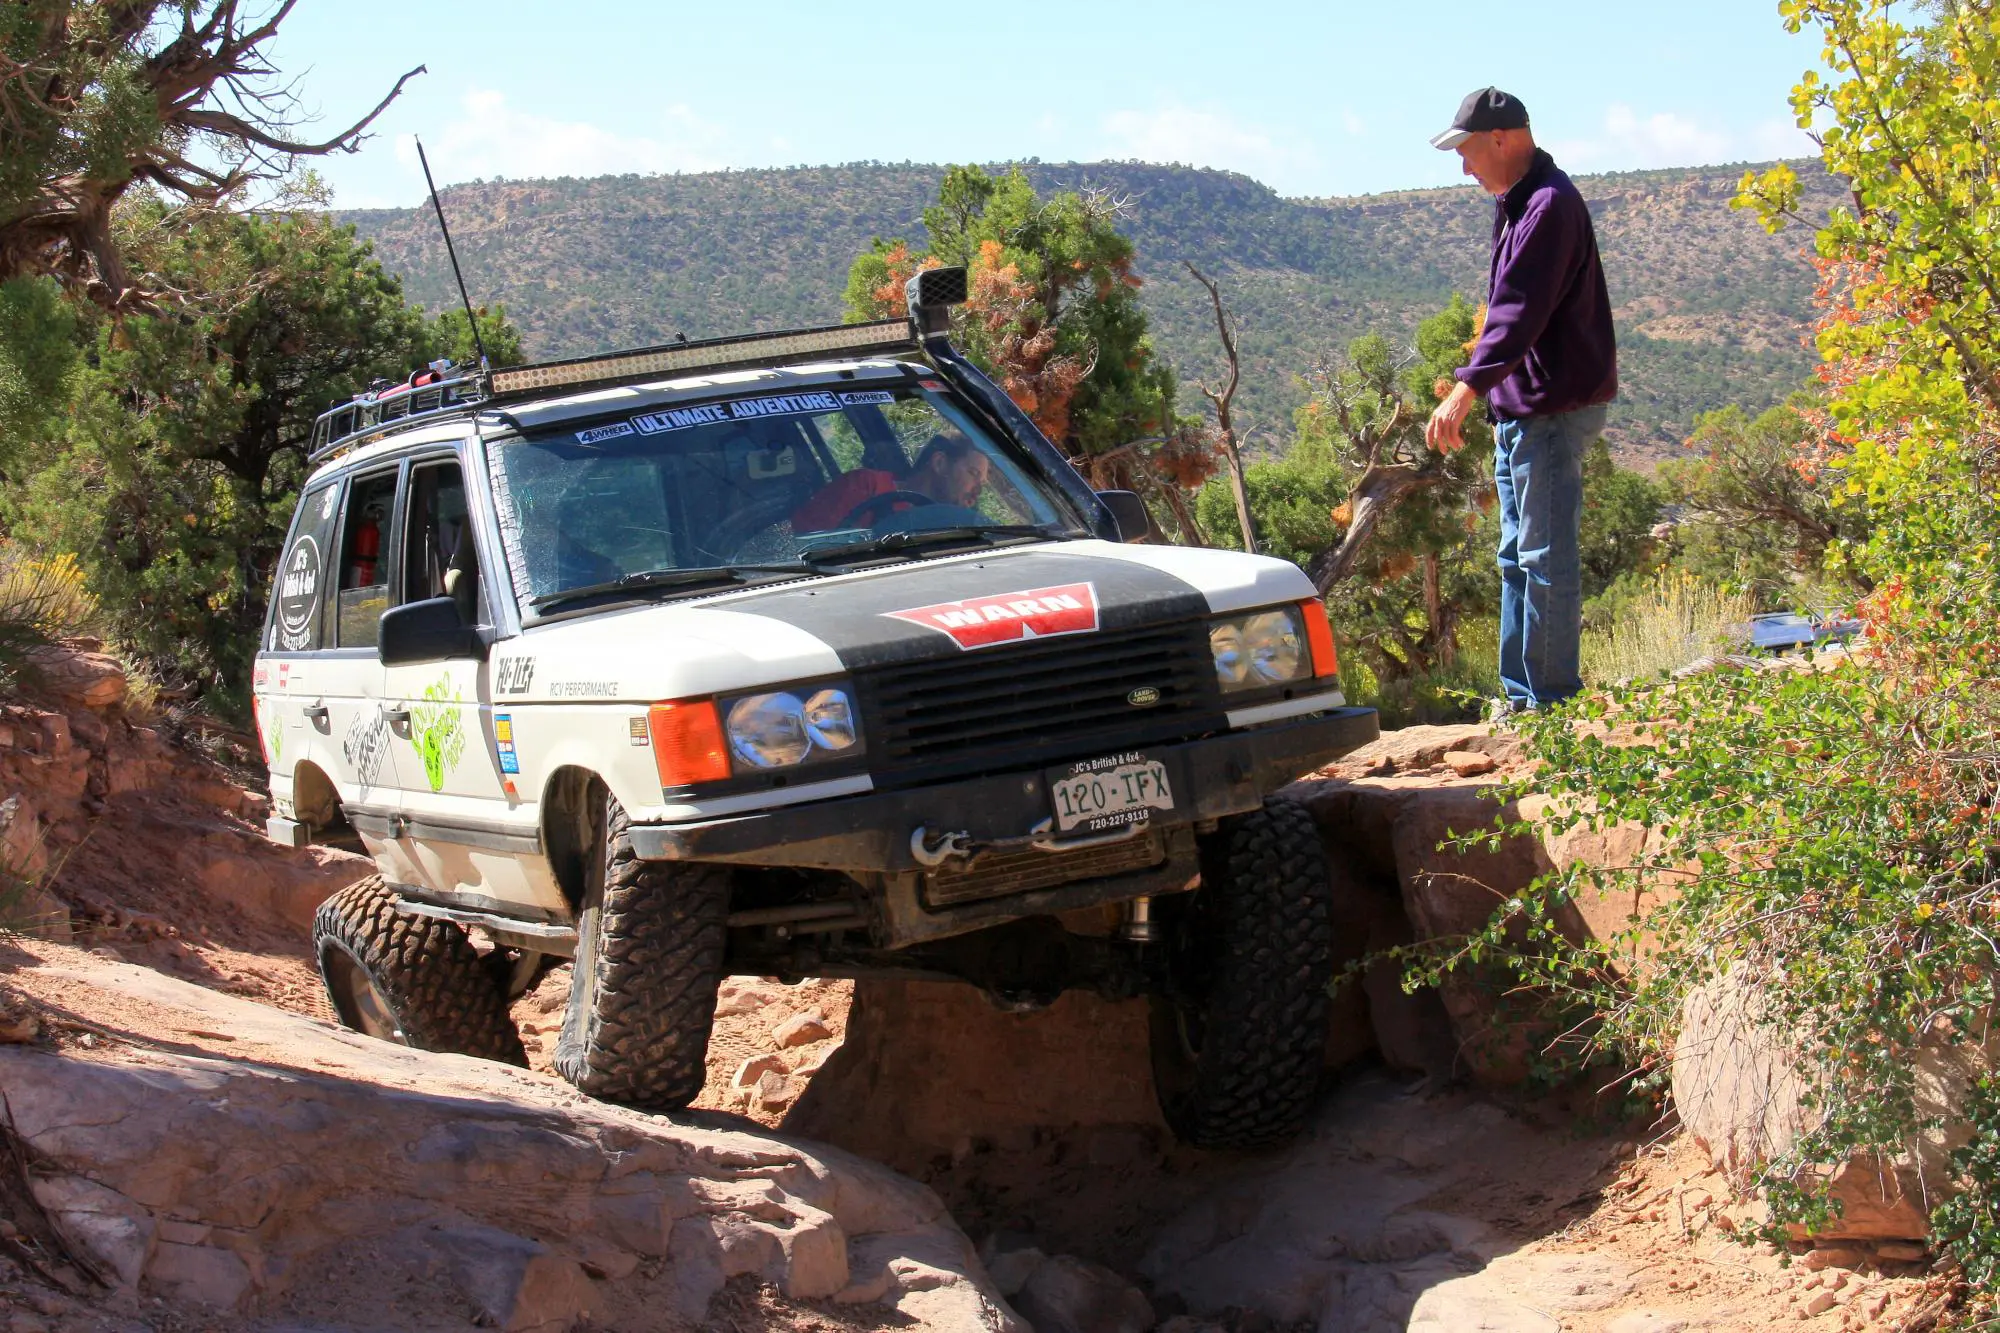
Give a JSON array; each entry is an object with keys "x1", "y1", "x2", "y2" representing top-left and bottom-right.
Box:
[
  {"x1": 882, "y1": 582, "x2": 1099, "y2": 651},
  {"x1": 631, "y1": 391, "x2": 844, "y2": 436}
]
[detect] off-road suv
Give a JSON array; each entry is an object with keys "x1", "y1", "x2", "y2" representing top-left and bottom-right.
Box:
[{"x1": 257, "y1": 268, "x2": 1377, "y2": 1147}]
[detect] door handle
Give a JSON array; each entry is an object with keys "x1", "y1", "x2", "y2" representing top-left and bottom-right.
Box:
[
  {"x1": 383, "y1": 708, "x2": 412, "y2": 726},
  {"x1": 302, "y1": 702, "x2": 328, "y2": 724}
]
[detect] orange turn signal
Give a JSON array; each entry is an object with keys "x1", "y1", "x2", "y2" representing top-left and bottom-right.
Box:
[
  {"x1": 1298, "y1": 599, "x2": 1339, "y2": 678},
  {"x1": 649, "y1": 700, "x2": 731, "y2": 787}
]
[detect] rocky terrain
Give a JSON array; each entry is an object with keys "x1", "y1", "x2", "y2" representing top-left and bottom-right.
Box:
[{"x1": 0, "y1": 646, "x2": 1954, "y2": 1330}]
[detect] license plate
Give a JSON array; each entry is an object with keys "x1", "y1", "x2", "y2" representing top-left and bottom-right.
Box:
[{"x1": 1047, "y1": 751, "x2": 1175, "y2": 833}]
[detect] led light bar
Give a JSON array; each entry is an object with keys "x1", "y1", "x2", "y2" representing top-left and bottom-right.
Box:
[{"x1": 490, "y1": 320, "x2": 916, "y2": 397}]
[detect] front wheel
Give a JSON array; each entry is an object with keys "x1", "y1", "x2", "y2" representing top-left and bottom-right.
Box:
[
  {"x1": 552, "y1": 792, "x2": 730, "y2": 1111},
  {"x1": 313, "y1": 876, "x2": 526, "y2": 1064},
  {"x1": 1150, "y1": 797, "x2": 1333, "y2": 1149}
]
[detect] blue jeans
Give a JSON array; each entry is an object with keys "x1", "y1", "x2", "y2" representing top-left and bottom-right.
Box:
[{"x1": 1494, "y1": 404, "x2": 1605, "y2": 709}]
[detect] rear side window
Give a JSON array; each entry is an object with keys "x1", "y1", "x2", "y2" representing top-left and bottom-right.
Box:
[
  {"x1": 269, "y1": 481, "x2": 342, "y2": 653},
  {"x1": 336, "y1": 470, "x2": 399, "y2": 648}
]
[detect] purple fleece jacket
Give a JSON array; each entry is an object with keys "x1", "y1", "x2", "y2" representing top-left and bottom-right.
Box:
[{"x1": 1454, "y1": 149, "x2": 1618, "y2": 421}]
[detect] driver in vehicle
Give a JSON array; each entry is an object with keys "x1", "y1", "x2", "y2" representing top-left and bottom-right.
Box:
[{"x1": 790, "y1": 431, "x2": 991, "y2": 533}]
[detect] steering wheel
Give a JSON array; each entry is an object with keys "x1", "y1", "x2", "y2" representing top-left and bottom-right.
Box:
[{"x1": 841, "y1": 489, "x2": 938, "y2": 529}]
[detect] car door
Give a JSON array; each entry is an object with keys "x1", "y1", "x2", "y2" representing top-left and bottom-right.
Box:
[
  {"x1": 257, "y1": 474, "x2": 352, "y2": 834},
  {"x1": 310, "y1": 462, "x2": 410, "y2": 865},
  {"x1": 378, "y1": 450, "x2": 546, "y2": 905}
]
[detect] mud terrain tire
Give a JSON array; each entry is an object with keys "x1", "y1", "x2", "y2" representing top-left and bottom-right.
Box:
[
  {"x1": 553, "y1": 793, "x2": 730, "y2": 1111},
  {"x1": 313, "y1": 875, "x2": 527, "y2": 1064},
  {"x1": 1151, "y1": 796, "x2": 1333, "y2": 1148}
]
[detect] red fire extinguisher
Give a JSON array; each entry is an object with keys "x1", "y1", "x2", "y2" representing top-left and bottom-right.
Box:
[{"x1": 347, "y1": 522, "x2": 380, "y2": 587}]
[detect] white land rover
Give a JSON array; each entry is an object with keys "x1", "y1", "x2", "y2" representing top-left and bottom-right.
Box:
[{"x1": 256, "y1": 268, "x2": 1377, "y2": 1147}]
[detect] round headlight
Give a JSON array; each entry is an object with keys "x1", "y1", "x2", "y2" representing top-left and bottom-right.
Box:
[
  {"x1": 1209, "y1": 622, "x2": 1249, "y2": 688},
  {"x1": 726, "y1": 692, "x2": 810, "y2": 768},
  {"x1": 802, "y1": 687, "x2": 858, "y2": 751},
  {"x1": 1243, "y1": 611, "x2": 1306, "y2": 683}
]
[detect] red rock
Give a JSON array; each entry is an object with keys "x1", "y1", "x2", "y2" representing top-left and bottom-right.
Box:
[
  {"x1": 733, "y1": 1052, "x2": 789, "y2": 1089},
  {"x1": 24, "y1": 647, "x2": 127, "y2": 711},
  {"x1": 1441, "y1": 750, "x2": 1498, "y2": 777},
  {"x1": 773, "y1": 1010, "x2": 834, "y2": 1048}
]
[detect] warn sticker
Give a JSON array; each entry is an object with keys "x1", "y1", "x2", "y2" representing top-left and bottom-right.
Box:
[{"x1": 883, "y1": 582, "x2": 1099, "y2": 651}]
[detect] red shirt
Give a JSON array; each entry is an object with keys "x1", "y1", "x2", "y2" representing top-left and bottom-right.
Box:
[{"x1": 790, "y1": 469, "x2": 897, "y2": 533}]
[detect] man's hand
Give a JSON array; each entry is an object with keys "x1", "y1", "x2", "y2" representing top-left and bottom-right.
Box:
[{"x1": 1426, "y1": 379, "x2": 1479, "y2": 454}]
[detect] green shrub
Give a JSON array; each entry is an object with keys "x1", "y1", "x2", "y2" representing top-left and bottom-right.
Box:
[
  {"x1": 1579, "y1": 569, "x2": 1756, "y2": 687},
  {"x1": 0, "y1": 546, "x2": 98, "y2": 689}
]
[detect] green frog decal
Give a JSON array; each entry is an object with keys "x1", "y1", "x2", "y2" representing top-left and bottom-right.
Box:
[{"x1": 408, "y1": 676, "x2": 466, "y2": 792}]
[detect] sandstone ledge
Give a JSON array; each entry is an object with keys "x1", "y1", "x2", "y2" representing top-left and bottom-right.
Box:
[{"x1": 0, "y1": 949, "x2": 1023, "y2": 1331}]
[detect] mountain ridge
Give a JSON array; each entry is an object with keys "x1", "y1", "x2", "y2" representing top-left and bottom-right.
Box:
[{"x1": 340, "y1": 158, "x2": 1844, "y2": 467}]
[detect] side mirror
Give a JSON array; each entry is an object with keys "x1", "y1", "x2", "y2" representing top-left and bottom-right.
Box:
[
  {"x1": 1096, "y1": 490, "x2": 1152, "y2": 544},
  {"x1": 379, "y1": 597, "x2": 488, "y2": 666}
]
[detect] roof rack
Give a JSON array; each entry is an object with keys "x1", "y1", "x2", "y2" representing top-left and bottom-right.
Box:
[{"x1": 305, "y1": 317, "x2": 920, "y2": 468}]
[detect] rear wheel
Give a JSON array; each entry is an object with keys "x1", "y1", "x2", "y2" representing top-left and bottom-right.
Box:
[
  {"x1": 553, "y1": 792, "x2": 730, "y2": 1111},
  {"x1": 1150, "y1": 797, "x2": 1333, "y2": 1148},
  {"x1": 313, "y1": 875, "x2": 526, "y2": 1064}
]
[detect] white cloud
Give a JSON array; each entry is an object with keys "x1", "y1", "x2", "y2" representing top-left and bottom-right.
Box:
[
  {"x1": 1098, "y1": 105, "x2": 1317, "y2": 185},
  {"x1": 394, "y1": 89, "x2": 729, "y2": 184},
  {"x1": 1550, "y1": 105, "x2": 1816, "y2": 172}
]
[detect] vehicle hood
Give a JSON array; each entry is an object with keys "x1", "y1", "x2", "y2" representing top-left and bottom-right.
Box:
[{"x1": 495, "y1": 540, "x2": 1315, "y2": 703}]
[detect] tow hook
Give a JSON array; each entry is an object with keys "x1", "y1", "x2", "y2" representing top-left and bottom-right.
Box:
[
  {"x1": 910, "y1": 826, "x2": 975, "y2": 868},
  {"x1": 911, "y1": 818, "x2": 1150, "y2": 869}
]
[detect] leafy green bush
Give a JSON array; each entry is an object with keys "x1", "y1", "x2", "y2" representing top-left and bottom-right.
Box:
[{"x1": 1342, "y1": 615, "x2": 1500, "y2": 730}]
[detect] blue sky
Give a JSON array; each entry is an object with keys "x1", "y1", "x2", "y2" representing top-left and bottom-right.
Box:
[{"x1": 264, "y1": 1, "x2": 1820, "y2": 209}]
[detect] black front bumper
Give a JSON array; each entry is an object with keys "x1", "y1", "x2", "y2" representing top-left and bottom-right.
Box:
[{"x1": 627, "y1": 706, "x2": 1377, "y2": 871}]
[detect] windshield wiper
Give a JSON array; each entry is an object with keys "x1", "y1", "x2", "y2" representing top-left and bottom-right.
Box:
[
  {"x1": 799, "y1": 524, "x2": 1072, "y2": 567},
  {"x1": 530, "y1": 564, "x2": 807, "y2": 612}
]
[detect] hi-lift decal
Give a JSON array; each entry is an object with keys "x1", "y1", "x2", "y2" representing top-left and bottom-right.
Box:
[{"x1": 882, "y1": 582, "x2": 1099, "y2": 651}]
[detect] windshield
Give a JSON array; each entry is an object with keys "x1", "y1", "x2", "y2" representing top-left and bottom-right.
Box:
[{"x1": 487, "y1": 380, "x2": 1076, "y2": 613}]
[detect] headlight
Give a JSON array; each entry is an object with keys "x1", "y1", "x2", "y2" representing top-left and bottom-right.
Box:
[
  {"x1": 721, "y1": 685, "x2": 864, "y2": 770},
  {"x1": 802, "y1": 687, "x2": 858, "y2": 750},
  {"x1": 1209, "y1": 606, "x2": 1313, "y2": 693},
  {"x1": 726, "y1": 692, "x2": 811, "y2": 768},
  {"x1": 1243, "y1": 611, "x2": 1305, "y2": 684}
]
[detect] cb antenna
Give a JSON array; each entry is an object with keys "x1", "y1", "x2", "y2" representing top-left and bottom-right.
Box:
[{"x1": 414, "y1": 136, "x2": 489, "y2": 368}]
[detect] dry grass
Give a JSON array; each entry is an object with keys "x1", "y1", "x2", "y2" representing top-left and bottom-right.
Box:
[{"x1": 1582, "y1": 570, "x2": 1757, "y2": 687}]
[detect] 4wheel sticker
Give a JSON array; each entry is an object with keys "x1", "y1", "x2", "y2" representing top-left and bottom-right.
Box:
[
  {"x1": 276, "y1": 536, "x2": 322, "y2": 651},
  {"x1": 575, "y1": 421, "x2": 636, "y2": 445},
  {"x1": 409, "y1": 677, "x2": 466, "y2": 792}
]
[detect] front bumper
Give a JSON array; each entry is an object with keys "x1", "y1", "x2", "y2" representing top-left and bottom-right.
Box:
[{"x1": 627, "y1": 706, "x2": 1377, "y2": 871}]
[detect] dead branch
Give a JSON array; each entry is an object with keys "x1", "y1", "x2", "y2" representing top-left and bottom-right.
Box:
[
  {"x1": 0, "y1": 1, "x2": 425, "y2": 311},
  {"x1": 1185, "y1": 262, "x2": 1258, "y2": 554}
]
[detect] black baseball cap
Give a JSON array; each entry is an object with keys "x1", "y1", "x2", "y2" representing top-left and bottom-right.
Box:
[{"x1": 1431, "y1": 87, "x2": 1530, "y2": 150}]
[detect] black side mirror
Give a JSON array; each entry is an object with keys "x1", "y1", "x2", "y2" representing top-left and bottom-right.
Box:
[
  {"x1": 1096, "y1": 490, "x2": 1153, "y2": 544},
  {"x1": 379, "y1": 596, "x2": 488, "y2": 666}
]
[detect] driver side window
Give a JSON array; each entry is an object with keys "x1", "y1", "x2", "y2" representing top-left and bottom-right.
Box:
[{"x1": 402, "y1": 459, "x2": 483, "y2": 625}]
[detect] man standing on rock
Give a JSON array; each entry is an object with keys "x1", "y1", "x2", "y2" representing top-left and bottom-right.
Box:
[{"x1": 1424, "y1": 87, "x2": 1618, "y2": 710}]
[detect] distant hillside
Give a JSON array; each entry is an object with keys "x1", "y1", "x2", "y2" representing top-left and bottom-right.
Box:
[{"x1": 341, "y1": 159, "x2": 1844, "y2": 468}]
